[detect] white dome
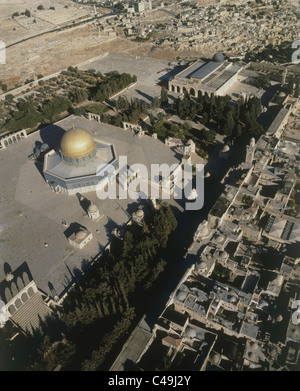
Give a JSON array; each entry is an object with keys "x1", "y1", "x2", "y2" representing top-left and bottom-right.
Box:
[
  {"x1": 88, "y1": 203, "x2": 98, "y2": 213},
  {"x1": 186, "y1": 328, "x2": 197, "y2": 339}
]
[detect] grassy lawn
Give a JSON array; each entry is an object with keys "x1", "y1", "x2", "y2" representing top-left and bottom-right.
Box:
[{"x1": 84, "y1": 104, "x2": 110, "y2": 115}]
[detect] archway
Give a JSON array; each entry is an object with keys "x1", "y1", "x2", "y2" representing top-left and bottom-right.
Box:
[
  {"x1": 21, "y1": 292, "x2": 29, "y2": 303},
  {"x1": 15, "y1": 298, "x2": 22, "y2": 310},
  {"x1": 28, "y1": 287, "x2": 34, "y2": 297},
  {"x1": 8, "y1": 304, "x2": 16, "y2": 315}
]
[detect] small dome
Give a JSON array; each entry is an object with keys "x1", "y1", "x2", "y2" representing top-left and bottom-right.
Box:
[
  {"x1": 187, "y1": 139, "x2": 194, "y2": 145},
  {"x1": 216, "y1": 235, "x2": 224, "y2": 243},
  {"x1": 197, "y1": 260, "x2": 207, "y2": 270},
  {"x1": 60, "y1": 127, "x2": 96, "y2": 158},
  {"x1": 211, "y1": 353, "x2": 220, "y2": 365},
  {"x1": 252, "y1": 342, "x2": 259, "y2": 350},
  {"x1": 213, "y1": 52, "x2": 225, "y2": 62},
  {"x1": 76, "y1": 230, "x2": 87, "y2": 240},
  {"x1": 250, "y1": 137, "x2": 255, "y2": 147},
  {"x1": 88, "y1": 203, "x2": 98, "y2": 213},
  {"x1": 219, "y1": 251, "x2": 227, "y2": 259},
  {"x1": 136, "y1": 209, "x2": 144, "y2": 218},
  {"x1": 205, "y1": 172, "x2": 211, "y2": 178},
  {"x1": 221, "y1": 145, "x2": 230, "y2": 153},
  {"x1": 276, "y1": 314, "x2": 283, "y2": 323},
  {"x1": 278, "y1": 91, "x2": 285, "y2": 98},
  {"x1": 40, "y1": 143, "x2": 49, "y2": 152}
]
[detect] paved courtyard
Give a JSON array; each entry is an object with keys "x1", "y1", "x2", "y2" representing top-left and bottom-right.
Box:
[
  {"x1": 0, "y1": 115, "x2": 183, "y2": 299},
  {"x1": 79, "y1": 52, "x2": 174, "y2": 104}
]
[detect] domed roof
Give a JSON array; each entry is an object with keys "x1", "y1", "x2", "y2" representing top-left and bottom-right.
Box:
[
  {"x1": 136, "y1": 209, "x2": 144, "y2": 218},
  {"x1": 197, "y1": 260, "x2": 207, "y2": 270},
  {"x1": 219, "y1": 251, "x2": 227, "y2": 259},
  {"x1": 186, "y1": 327, "x2": 197, "y2": 339},
  {"x1": 213, "y1": 52, "x2": 225, "y2": 62},
  {"x1": 276, "y1": 314, "x2": 283, "y2": 323},
  {"x1": 88, "y1": 203, "x2": 98, "y2": 213},
  {"x1": 60, "y1": 127, "x2": 96, "y2": 158},
  {"x1": 278, "y1": 91, "x2": 285, "y2": 98},
  {"x1": 221, "y1": 145, "x2": 230, "y2": 153},
  {"x1": 211, "y1": 353, "x2": 220, "y2": 365}
]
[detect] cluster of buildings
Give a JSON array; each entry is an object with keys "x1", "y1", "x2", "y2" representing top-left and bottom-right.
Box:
[
  {"x1": 97, "y1": 0, "x2": 299, "y2": 58},
  {"x1": 127, "y1": 99, "x2": 300, "y2": 370}
]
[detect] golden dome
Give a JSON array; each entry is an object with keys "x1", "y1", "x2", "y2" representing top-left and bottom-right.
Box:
[{"x1": 60, "y1": 127, "x2": 96, "y2": 158}]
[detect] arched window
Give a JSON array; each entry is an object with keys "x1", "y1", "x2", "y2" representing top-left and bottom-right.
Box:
[
  {"x1": 190, "y1": 88, "x2": 195, "y2": 97},
  {"x1": 28, "y1": 287, "x2": 34, "y2": 297},
  {"x1": 177, "y1": 86, "x2": 181, "y2": 93},
  {"x1": 21, "y1": 292, "x2": 29, "y2": 303},
  {"x1": 15, "y1": 298, "x2": 22, "y2": 309}
]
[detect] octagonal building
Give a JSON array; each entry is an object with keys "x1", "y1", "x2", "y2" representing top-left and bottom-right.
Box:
[{"x1": 43, "y1": 125, "x2": 117, "y2": 195}]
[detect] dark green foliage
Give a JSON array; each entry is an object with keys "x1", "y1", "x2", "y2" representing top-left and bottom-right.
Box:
[
  {"x1": 5, "y1": 99, "x2": 41, "y2": 131},
  {"x1": 151, "y1": 96, "x2": 160, "y2": 109},
  {"x1": 174, "y1": 91, "x2": 263, "y2": 141},
  {"x1": 24, "y1": 9, "x2": 31, "y2": 17},
  {"x1": 160, "y1": 87, "x2": 169, "y2": 107},
  {"x1": 41, "y1": 96, "x2": 71, "y2": 123},
  {"x1": 69, "y1": 88, "x2": 88, "y2": 104},
  {"x1": 253, "y1": 74, "x2": 271, "y2": 90},
  {"x1": 26, "y1": 203, "x2": 178, "y2": 370},
  {"x1": 89, "y1": 72, "x2": 136, "y2": 102}
]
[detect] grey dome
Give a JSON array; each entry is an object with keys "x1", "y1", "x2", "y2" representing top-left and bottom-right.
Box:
[
  {"x1": 88, "y1": 203, "x2": 99, "y2": 213},
  {"x1": 213, "y1": 52, "x2": 225, "y2": 62},
  {"x1": 211, "y1": 353, "x2": 220, "y2": 365},
  {"x1": 40, "y1": 143, "x2": 49, "y2": 152}
]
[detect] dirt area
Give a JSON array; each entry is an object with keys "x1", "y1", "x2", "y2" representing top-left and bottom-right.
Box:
[{"x1": 0, "y1": 0, "x2": 216, "y2": 89}]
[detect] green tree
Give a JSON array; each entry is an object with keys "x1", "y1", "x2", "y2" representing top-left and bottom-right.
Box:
[
  {"x1": 24, "y1": 9, "x2": 31, "y2": 17},
  {"x1": 151, "y1": 96, "x2": 160, "y2": 109},
  {"x1": 160, "y1": 87, "x2": 168, "y2": 107}
]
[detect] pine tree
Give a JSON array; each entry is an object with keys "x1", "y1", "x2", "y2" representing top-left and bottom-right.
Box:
[{"x1": 161, "y1": 87, "x2": 168, "y2": 106}]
